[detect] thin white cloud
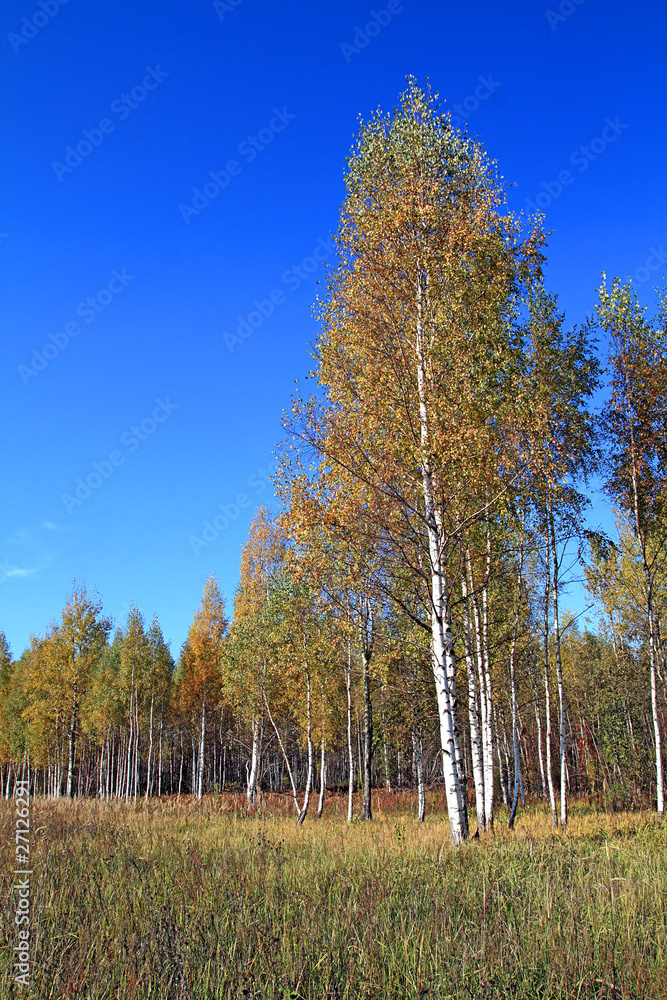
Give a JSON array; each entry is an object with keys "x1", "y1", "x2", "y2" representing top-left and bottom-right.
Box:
[{"x1": 0, "y1": 558, "x2": 36, "y2": 583}]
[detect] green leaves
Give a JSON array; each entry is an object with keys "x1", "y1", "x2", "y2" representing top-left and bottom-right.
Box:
[{"x1": 596, "y1": 276, "x2": 667, "y2": 534}]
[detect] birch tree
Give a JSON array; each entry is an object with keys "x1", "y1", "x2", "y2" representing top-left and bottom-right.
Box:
[
  {"x1": 144, "y1": 617, "x2": 173, "y2": 800},
  {"x1": 182, "y1": 576, "x2": 228, "y2": 800},
  {"x1": 229, "y1": 507, "x2": 285, "y2": 803},
  {"x1": 41, "y1": 585, "x2": 112, "y2": 799},
  {"x1": 596, "y1": 277, "x2": 667, "y2": 815},
  {"x1": 120, "y1": 606, "x2": 150, "y2": 801},
  {"x1": 523, "y1": 288, "x2": 599, "y2": 826},
  {"x1": 283, "y1": 80, "x2": 541, "y2": 843},
  {"x1": 0, "y1": 633, "x2": 13, "y2": 770}
]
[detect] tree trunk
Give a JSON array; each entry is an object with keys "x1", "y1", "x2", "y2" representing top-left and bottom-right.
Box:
[
  {"x1": 480, "y1": 519, "x2": 495, "y2": 828},
  {"x1": 648, "y1": 599, "x2": 665, "y2": 815},
  {"x1": 145, "y1": 693, "x2": 155, "y2": 803},
  {"x1": 361, "y1": 649, "x2": 373, "y2": 822},
  {"x1": 462, "y1": 564, "x2": 486, "y2": 832},
  {"x1": 346, "y1": 644, "x2": 354, "y2": 823},
  {"x1": 549, "y1": 503, "x2": 568, "y2": 827},
  {"x1": 531, "y1": 659, "x2": 548, "y2": 798},
  {"x1": 247, "y1": 718, "x2": 260, "y2": 804},
  {"x1": 66, "y1": 697, "x2": 77, "y2": 799},
  {"x1": 412, "y1": 730, "x2": 426, "y2": 822},
  {"x1": 495, "y1": 706, "x2": 509, "y2": 807},
  {"x1": 317, "y1": 737, "x2": 326, "y2": 817},
  {"x1": 263, "y1": 691, "x2": 310, "y2": 823},
  {"x1": 158, "y1": 713, "x2": 163, "y2": 798},
  {"x1": 509, "y1": 535, "x2": 524, "y2": 830},
  {"x1": 197, "y1": 689, "x2": 206, "y2": 800},
  {"x1": 297, "y1": 662, "x2": 314, "y2": 825},
  {"x1": 99, "y1": 740, "x2": 105, "y2": 799},
  {"x1": 381, "y1": 689, "x2": 392, "y2": 791},
  {"x1": 133, "y1": 698, "x2": 140, "y2": 802},
  {"x1": 542, "y1": 537, "x2": 559, "y2": 826},
  {"x1": 125, "y1": 677, "x2": 134, "y2": 803},
  {"x1": 467, "y1": 550, "x2": 493, "y2": 831},
  {"x1": 627, "y1": 407, "x2": 665, "y2": 816},
  {"x1": 416, "y1": 273, "x2": 468, "y2": 845}
]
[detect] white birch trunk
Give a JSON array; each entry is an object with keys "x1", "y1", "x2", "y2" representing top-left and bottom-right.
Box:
[
  {"x1": 346, "y1": 644, "x2": 354, "y2": 823},
  {"x1": 98, "y1": 740, "x2": 105, "y2": 799},
  {"x1": 416, "y1": 271, "x2": 468, "y2": 845},
  {"x1": 481, "y1": 521, "x2": 495, "y2": 828},
  {"x1": 648, "y1": 608, "x2": 665, "y2": 815},
  {"x1": 508, "y1": 536, "x2": 524, "y2": 830},
  {"x1": 158, "y1": 713, "x2": 163, "y2": 798},
  {"x1": 628, "y1": 408, "x2": 665, "y2": 815},
  {"x1": 133, "y1": 698, "x2": 140, "y2": 802},
  {"x1": 549, "y1": 505, "x2": 568, "y2": 827},
  {"x1": 543, "y1": 575, "x2": 558, "y2": 826},
  {"x1": 125, "y1": 680, "x2": 134, "y2": 803},
  {"x1": 297, "y1": 663, "x2": 314, "y2": 826},
  {"x1": 461, "y1": 566, "x2": 485, "y2": 832},
  {"x1": 467, "y1": 551, "x2": 492, "y2": 831},
  {"x1": 145, "y1": 693, "x2": 154, "y2": 803},
  {"x1": 530, "y1": 658, "x2": 547, "y2": 798},
  {"x1": 197, "y1": 689, "x2": 205, "y2": 800},
  {"x1": 263, "y1": 690, "x2": 311, "y2": 823},
  {"x1": 317, "y1": 737, "x2": 326, "y2": 817},
  {"x1": 66, "y1": 697, "x2": 77, "y2": 799},
  {"x1": 361, "y1": 646, "x2": 373, "y2": 822},
  {"x1": 246, "y1": 718, "x2": 260, "y2": 804}
]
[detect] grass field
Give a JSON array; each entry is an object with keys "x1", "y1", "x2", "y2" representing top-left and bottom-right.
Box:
[{"x1": 1, "y1": 791, "x2": 665, "y2": 999}]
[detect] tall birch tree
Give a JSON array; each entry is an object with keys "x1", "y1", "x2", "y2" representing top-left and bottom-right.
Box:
[
  {"x1": 523, "y1": 288, "x2": 599, "y2": 826},
  {"x1": 179, "y1": 576, "x2": 228, "y2": 799},
  {"x1": 283, "y1": 80, "x2": 542, "y2": 843},
  {"x1": 596, "y1": 277, "x2": 667, "y2": 815}
]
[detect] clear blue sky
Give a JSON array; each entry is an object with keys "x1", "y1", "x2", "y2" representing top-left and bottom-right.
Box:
[{"x1": 1, "y1": 0, "x2": 665, "y2": 657}]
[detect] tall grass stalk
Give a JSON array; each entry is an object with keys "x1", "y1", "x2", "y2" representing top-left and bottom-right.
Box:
[{"x1": 1, "y1": 792, "x2": 665, "y2": 999}]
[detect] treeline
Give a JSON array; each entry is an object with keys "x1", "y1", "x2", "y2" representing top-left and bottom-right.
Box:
[{"x1": 1, "y1": 81, "x2": 666, "y2": 843}]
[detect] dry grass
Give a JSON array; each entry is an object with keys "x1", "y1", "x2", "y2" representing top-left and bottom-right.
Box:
[{"x1": 0, "y1": 792, "x2": 665, "y2": 999}]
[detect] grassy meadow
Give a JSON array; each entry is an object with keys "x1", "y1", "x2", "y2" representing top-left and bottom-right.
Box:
[{"x1": 1, "y1": 791, "x2": 665, "y2": 999}]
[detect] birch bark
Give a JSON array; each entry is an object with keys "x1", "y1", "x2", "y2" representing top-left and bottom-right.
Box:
[
  {"x1": 346, "y1": 643, "x2": 354, "y2": 822},
  {"x1": 416, "y1": 271, "x2": 468, "y2": 844},
  {"x1": 461, "y1": 567, "x2": 486, "y2": 832}
]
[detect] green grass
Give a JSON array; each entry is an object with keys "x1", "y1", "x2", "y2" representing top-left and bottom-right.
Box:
[{"x1": 1, "y1": 792, "x2": 665, "y2": 999}]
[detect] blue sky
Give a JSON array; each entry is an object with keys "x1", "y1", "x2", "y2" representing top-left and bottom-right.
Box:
[{"x1": 1, "y1": 0, "x2": 665, "y2": 657}]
